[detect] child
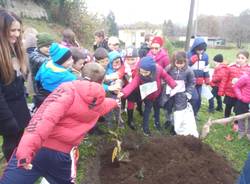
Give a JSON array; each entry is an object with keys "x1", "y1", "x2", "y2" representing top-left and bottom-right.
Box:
[
  {"x1": 147, "y1": 36, "x2": 170, "y2": 68},
  {"x1": 61, "y1": 28, "x2": 80, "y2": 48},
  {"x1": 138, "y1": 33, "x2": 153, "y2": 58},
  {"x1": 163, "y1": 51, "x2": 195, "y2": 134},
  {"x1": 119, "y1": 56, "x2": 176, "y2": 136},
  {"x1": 233, "y1": 69, "x2": 250, "y2": 139},
  {"x1": 104, "y1": 50, "x2": 125, "y2": 128},
  {"x1": 209, "y1": 54, "x2": 228, "y2": 112},
  {"x1": 34, "y1": 43, "x2": 76, "y2": 108},
  {"x1": 28, "y1": 33, "x2": 55, "y2": 109},
  {"x1": 93, "y1": 30, "x2": 109, "y2": 51},
  {"x1": 107, "y1": 36, "x2": 120, "y2": 52},
  {"x1": 218, "y1": 51, "x2": 250, "y2": 121},
  {"x1": 0, "y1": 63, "x2": 118, "y2": 184},
  {"x1": 123, "y1": 46, "x2": 141, "y2": 129},
  {"x1": 70, "y1": 47, "x2": 90, "y2": 78},
  {"x1": 187, "y1": 37, "x2": 210, "y2": 118},
  {"x1": 94, "y1": 47, "x2": 109, "y2": 69}
]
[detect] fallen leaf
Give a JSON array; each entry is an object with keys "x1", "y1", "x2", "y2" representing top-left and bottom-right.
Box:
[{"x1": 224, "y1": 134, "x2": 233, "y2": 141}]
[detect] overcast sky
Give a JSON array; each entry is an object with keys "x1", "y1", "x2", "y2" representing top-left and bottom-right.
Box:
[{"x1": 85, "y1": 0, "x2": 250, "y2": 26}]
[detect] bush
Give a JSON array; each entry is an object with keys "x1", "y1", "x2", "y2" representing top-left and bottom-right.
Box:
[{"x1": 171, "y1": 40, "x2": 185, "y2": 49}]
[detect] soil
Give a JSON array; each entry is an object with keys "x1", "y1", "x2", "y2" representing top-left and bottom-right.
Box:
[{"x1": 82, "y1": 132, "x2": 238, "y2": 184}]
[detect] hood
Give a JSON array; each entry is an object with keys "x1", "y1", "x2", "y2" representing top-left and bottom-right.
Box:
[
  {"x1": 190, "y1": 37, "x2": 207, "y2": 52},
  {"x1": 106, "y1": 50, "x2": 123, "y2": 74},
  {"x1": 75, "y1": 80, "x2": 105, "y2": 108},
  {"x1": 108, "y1": 50, "x2": 122, "y2": 65}
]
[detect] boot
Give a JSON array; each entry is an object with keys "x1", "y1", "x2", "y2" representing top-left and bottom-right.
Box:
[
  {"x1": 127, "y1": 109, "x2": 136, "y2": 130},
  {"x1": 169, "y1": 125, "x2": 176, "y2": 135}
]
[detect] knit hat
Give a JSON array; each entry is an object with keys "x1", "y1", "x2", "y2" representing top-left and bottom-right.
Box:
[
  {"x1": 94, "y1": 48, "x2": 108, "y2": 60},
  {"x1": 213, "y1": 54, "x2": 223, "y2": 63},
  {"x1": 125, "y1": 46, "x2": 138, "y2": 57},
  {"x1": 151, "y1": 36, "x2": 164, "y2": 47},
  {"x1": 49, "y1": 43, "x2": 72, "y2": 65},
  {"x1": 108, "y1": 36, "x2": 120, "y2": 45},
  {"x1": 37, "y1": 33, "x2": 54, "y2": 49},
  {"x1": 139, "y1": 56, "x2": 156, "y2": 72}
]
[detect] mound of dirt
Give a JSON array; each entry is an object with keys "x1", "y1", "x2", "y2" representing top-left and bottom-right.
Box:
[{"x1": 83, "y1": 132, "x2": 238, "y2": 184}]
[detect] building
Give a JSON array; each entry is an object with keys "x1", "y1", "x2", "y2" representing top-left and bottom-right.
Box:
[{"x1": 118, "y1": 23, "x2": 162, "y2": 48}]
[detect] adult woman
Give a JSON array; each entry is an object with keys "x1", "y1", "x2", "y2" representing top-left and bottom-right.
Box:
[{"x1": 0, "y1": 9, "x2": 31, "y2": 161}]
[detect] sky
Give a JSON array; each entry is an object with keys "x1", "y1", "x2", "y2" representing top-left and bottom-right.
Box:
[{"x1": 85, "y1": 0, "x2": 250, "y2": 26}]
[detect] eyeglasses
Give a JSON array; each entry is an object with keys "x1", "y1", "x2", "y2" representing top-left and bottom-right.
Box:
[{"x1": 151, "y1": 47, "x2": 160, "y2": 50}]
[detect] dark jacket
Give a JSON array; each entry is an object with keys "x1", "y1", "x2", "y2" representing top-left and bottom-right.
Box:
[
  {"x1": 28, "y1": 49, "x2": 51, "y2": 109},
  {"x1": 28, "y1": 49, "x2": 49, "y2": 93},
  {"x1": 138, "y1": 42, "x2": 150, "y2": 58},
  {"x1": 161, "y1": 65, "x2": 195, "y2": 110},
  {"x1": 93, "y1": 39, "x2": 109, "y2": 51},
  {"x1": 0, "y1": 75, "x2": 31, "y2": 135}
]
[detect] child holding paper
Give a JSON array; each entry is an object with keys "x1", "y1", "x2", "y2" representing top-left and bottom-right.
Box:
[
  {"x1": 163, "y1": 51, "x2": 196, "y2": 135},
  {"x1": 118, "y1": 56, "x2": 176, "y2": 136}
]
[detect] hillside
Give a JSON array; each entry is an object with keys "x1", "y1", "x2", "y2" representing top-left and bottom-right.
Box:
[{"x1": 0, "y1": 0, "x2": 47, "y2": 19}]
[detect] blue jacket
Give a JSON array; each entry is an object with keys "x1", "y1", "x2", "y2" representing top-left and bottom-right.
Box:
[
  {"x1": 187, "y1": 37, "x2": 210, "y2": 85},
  {"x1": 103, "y1": 51, "x2": 123, "y2": 91},
  {"x1": 35, "y1": 60, "x2": 76, "y2": 92}
]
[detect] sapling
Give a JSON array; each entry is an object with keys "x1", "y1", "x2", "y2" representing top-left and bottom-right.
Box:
[{"x1": 109, "y1": 130, "x2": 130, "y2": 163}]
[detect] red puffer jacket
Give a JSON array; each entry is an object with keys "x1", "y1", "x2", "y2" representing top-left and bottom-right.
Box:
[
  {"x1": 16, "y1": 80, "x2": 118, "y2": 165},
  {"x1": 210, "y1": 63, "x2": 228, "y2": 87},
  {"x1": 218, "y1": 64, "x2": 250, "y2": 97},
  {"x1": 233, "y1": 74, "x2": 250, "y2": 103}
]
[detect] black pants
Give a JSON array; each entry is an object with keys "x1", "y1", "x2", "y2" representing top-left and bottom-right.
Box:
[
  {"x1": 2, "y1": 131, "x2": 23, "y2": 161},
  {"x1": 223, "y1": 96, "x2": 237, "y2": 118},
  {"x1": 208, "y1": 86, "x2": 223, "y2": 110}
]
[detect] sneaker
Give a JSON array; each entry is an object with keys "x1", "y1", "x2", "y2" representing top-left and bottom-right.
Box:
[
  {"x1": 143, "y1": 129, "x2": 151, "y2": 137},
  {"x1": 238, "y1": 132, "x2": 245, "y2": 139},
  {"x1": 154, "y1": 122, "x2": 162, "y2": 131},
  {"x1": 233, "y1": 123, "x2": 239, "y2": 132},
  {"x1": 128, "y1": 121, "x2": 136, "y2": 130},
  {"x1": 215, "y1": 107, "x2": 223, "y2": 112}
]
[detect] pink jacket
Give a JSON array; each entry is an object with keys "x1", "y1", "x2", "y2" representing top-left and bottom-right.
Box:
[
  {"x1": 16, "y1": 80, "x2": 117, "y2": 165},
  {"x1": 122, "y1": 65, "x2": 176, "y2": 100},
  {"x1": 233, "y1": 74, "x2": 250, "y2": 103},
  {"x1": 147, "y1": 48, "x2": 170, "y2": 68}
]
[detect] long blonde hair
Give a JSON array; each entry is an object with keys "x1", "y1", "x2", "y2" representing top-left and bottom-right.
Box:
[{"x1": 0, "y1": 9, "x2": 27, "y2": 84}]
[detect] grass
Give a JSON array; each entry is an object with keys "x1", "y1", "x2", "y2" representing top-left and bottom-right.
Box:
[
  {"x1": 22, "y1": 18, "x2": 64, "y2": 42},
  {"x1": 4, "y1": 17, "x2": 249, "y2": 180},
  {"x1": 197, "y1": 100, "x2": 250, "y2": 172}
]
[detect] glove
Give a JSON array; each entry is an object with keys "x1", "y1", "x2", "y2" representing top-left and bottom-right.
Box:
[{"x1": 191, "y1": 55, "x2": 199, "y2": 64}]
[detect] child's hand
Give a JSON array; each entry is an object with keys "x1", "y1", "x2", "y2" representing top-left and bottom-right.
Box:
[
  {"x1": 117, "y1": 92, "x2": 124, "y2": 98},
  {"x1": 18, "y1": 158, "x2": 33, "y2": 170},
  {"x1": 191, "y1": 55, "x2": 199, "y2": 64}
]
